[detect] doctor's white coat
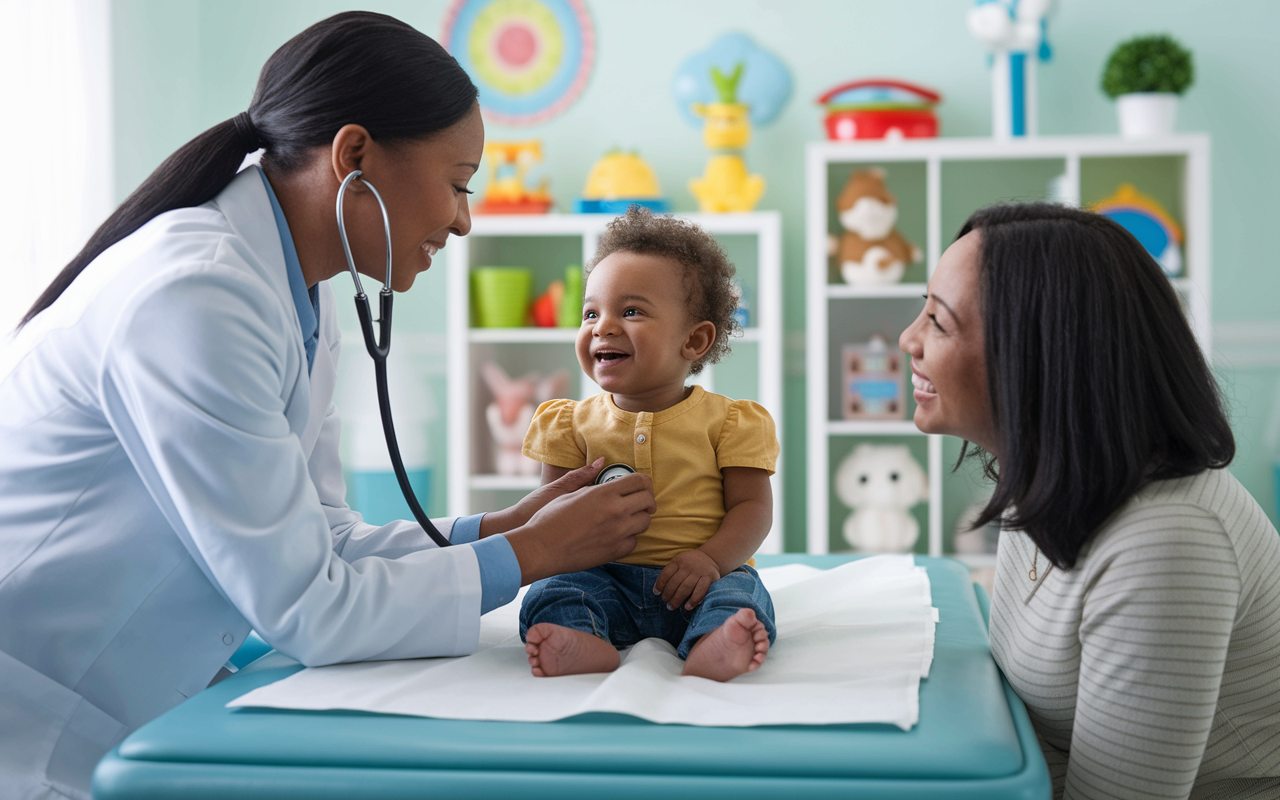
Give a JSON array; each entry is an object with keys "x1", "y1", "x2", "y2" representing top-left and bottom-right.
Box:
[{"x1": 0, "y1": 168, "x2": 485, "y2": 798}]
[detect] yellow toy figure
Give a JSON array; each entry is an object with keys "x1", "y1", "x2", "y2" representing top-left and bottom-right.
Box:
[
  {"x1": 475, "y1": 140, "x2": 553, "y2": 214},
  {"x1": 574, "y1": 150, "x2": 671, "y2": 213},
  {"x1": 689, "y1": 64, "x2": 766, "y2": 213}
]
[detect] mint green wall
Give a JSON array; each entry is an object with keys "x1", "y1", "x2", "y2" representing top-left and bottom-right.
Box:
[{"x1": 113, "y1": 0, "x2": 1280, "y2": 544}]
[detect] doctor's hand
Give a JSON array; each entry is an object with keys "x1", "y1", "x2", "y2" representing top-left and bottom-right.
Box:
[
  {"x1": 505, "y1": 471, "x2": 656, "y2": 585},
  {"x1": 478, "y1": 458, "x2": 606, "y2": 537}
]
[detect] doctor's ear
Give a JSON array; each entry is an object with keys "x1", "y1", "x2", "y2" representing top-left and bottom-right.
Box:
[{"x1": 331, "y1": 124, "x2": 374, "y2": 186}]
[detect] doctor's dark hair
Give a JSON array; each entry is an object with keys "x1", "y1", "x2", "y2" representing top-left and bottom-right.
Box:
[
  {"x1": 959, "y1": 202, "x2": 1233, "y2": 570},
  {"x1": 20, "y1": 11, "x2": 477, "y2": 328}
]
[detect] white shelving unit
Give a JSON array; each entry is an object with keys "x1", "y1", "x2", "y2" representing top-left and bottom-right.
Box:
[
  {"x1": 806, "y1": 134, "x2": 1211, "y2": 558},
  {"x1": 447, "y1": 212, "x2": 785, "y2": 553}
]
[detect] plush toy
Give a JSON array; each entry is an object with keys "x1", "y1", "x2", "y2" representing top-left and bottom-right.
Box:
[
  {"x1": 480, "y1": 364, "x2": 569, "y2": 476},
  {"x1": 834, "y1": 443, "x2": 928, "y2": 552},
  {"x1": 967, "y1": 0, "x2": 1054, "y2": 138},
  {"x1": 829, "y1": 168, "x2": 922, "y2": 285}
]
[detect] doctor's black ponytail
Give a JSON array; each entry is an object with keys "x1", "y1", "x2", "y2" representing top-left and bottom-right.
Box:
[{"x1": 20, "y1": 11, "x2": 477, "y2": 328}]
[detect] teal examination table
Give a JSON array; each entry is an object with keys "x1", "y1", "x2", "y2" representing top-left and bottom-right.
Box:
[{"x1": 92, "y1": 555, "x2": 1051, "y2": 799}]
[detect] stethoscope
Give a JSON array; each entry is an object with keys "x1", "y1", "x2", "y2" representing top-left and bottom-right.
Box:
[
  {"x1": 335, "y1": 169, "x2": 452, "y2": 548},
  {"x1": 335, "y1": 170, "x2": 638, "y2": 548}
]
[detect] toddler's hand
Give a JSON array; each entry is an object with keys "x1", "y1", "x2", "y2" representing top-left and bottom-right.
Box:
[{"x1": 654, "y1": 550, "x2": 721, "y2": 611}]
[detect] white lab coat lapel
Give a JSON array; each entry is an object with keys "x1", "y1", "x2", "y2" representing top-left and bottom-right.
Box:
[
  {"x1": 300, "y1": 284, "x2": 338, "y2": 456},
  {"x1": 212, "y1": 169, "x2": 315, "y2": 444}
]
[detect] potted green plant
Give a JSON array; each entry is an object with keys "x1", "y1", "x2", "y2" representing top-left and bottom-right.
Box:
[{"x1": 1101, "y1": 34, "x2": 1194, "y2": 138}]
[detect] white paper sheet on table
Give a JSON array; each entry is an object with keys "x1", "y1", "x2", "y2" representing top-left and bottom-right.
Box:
[{"x1": 229, "y1": 554, "x2": 938, "y2": 730}]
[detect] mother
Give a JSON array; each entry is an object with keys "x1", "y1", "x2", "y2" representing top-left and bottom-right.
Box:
[
  {"x1": 0, "y1": 12, "x2": 653, "y2": 798},
  {"x1": 900, "y1": 203, "x2": 1280, "y2": 799}
]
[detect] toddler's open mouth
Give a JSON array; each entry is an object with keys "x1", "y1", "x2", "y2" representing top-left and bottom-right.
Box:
[{"x1": 594, "y1": 349, "x2": 630, "y2": 364}]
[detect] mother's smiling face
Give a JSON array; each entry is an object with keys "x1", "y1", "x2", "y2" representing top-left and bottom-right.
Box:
[{"x1": 898, "y1": 230, "x2": 998, "y2": 455}]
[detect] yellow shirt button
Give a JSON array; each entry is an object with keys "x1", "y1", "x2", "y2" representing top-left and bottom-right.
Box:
[{"x1": 636, "y1": 433, "x2": 646, "y2": 444}]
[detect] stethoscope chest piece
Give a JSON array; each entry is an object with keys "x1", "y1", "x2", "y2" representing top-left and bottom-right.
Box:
[{"x1": 595, "y1": 463, "x2": 636, "y2": 485}]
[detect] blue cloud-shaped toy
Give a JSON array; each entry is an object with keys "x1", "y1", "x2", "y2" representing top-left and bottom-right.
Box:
[{"x1": 672, "y1": 32, "x2": 792, "y2": 128}]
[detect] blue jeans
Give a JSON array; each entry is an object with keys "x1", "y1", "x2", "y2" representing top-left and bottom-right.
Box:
[{"x1": 519, "y1": 562, "x2": 776, "y2": 660}]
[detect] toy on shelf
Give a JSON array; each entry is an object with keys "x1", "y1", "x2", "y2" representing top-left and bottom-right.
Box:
[
  {"x1": 688, "y1": 64, "x2": 766, "y2": 213},
  {"x1": 842, "y1": 335, "x2": 905, "y2": 420},
  {"x1": 672, "y1": 32, "x2": 791, "y2": 128},
  {"x1": 471, "y1": 267, "x2": 533, "y2": 327},
  {"x1": 574, "y1": 150, "x2": 670, "y2": 214},
  {"x1": 966, "y1": 0, "x2": 1054, "y2": 139},
  {"x1": 672, "y1": 33, "x2": 790, "y2": 213},
  {"x1": 834, "y1": 444, "x2": 928, "y2": 553},
  {"x1": 475, "y1": 141, "x2": 553, "y2": 214},
  {"x1": 816, "y1": 79, "x2": 941, "y2": 141},
  {"x1": 829, "y1": 168, "x2": 922, "y2": 285},
  {"x1": 480, "y1": 364, "x2": 569, "y2": 476},
  {"x1": 1091, "y1": 183, "x2": 1184, "y2": 276},
  {"x1": 530, "y1": 281, "x2": 564, "y2": 327},
  {"x1": 479, "y1": 265, "x2": 582, "y2": 329},
  {"x1": 559, "y1": 265, "x2": 583, "y2": 327}
]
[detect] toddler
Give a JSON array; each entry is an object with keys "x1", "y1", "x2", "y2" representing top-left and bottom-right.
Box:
[{"x1": 519, "y1": 206, "x2": 779, "y2": 682}]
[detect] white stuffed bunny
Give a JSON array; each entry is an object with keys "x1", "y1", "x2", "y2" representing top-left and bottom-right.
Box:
[{"x1": 834, "y1": 444, "x2": 928, "y2": 552}]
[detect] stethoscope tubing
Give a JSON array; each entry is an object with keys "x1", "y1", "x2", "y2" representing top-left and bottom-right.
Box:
[
  {"x1": 336, "y1": 169, "x2": 452, "y2": 549},
  {"x1": 336, "y1": 170, "x2": 392, "y2": 294}
]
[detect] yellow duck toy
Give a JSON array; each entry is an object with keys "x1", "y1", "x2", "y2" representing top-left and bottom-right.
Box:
[{"x1": 689, "y1": 64, "x2": 766, "y2": 213}]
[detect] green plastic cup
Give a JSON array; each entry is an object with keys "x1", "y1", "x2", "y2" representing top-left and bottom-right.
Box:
[
  {"x1": 559, "y1": 265, "x2": 583, "y2": 328},
  {"x1": 471, "y1": 267, "x2": 533, "y2": 328}
]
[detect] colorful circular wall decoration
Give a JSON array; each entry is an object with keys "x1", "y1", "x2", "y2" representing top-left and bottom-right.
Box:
[{"x1": 442, "y1": 0, "x2": 595, "y2": 126}]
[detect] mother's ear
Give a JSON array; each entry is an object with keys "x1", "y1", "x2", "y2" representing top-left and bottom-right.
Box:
[{"x1": 681, "y1": 320, "x2": 717, "y2": 363}]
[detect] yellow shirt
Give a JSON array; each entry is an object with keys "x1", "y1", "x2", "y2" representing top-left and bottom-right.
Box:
[{"x1": 522, "y1": 386, "x2": 779, "y2": 567}]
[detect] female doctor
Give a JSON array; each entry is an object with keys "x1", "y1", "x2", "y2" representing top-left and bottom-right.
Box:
[{"x1": 0, "y1": 12, "x2": 655, "y2": 799}]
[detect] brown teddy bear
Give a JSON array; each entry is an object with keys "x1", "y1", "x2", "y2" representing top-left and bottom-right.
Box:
[{"x1": 829, "y1": 168, "x2": 921, "y2": 285}]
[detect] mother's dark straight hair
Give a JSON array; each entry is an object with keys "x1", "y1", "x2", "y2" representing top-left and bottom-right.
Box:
[
  {"x1": 961, "y1": 203, "x2": 1234, "y2": 569},
  {"x1": 20, "y1": 11, "x2": 477, "y2": 328}
]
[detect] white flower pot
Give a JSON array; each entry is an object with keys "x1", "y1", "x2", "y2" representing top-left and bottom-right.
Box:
[{"x1": 1116, "y1": 93, "x2": 1179, "y2": 138}]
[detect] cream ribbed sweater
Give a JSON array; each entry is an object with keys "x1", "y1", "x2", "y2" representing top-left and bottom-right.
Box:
[{"x1": 990, "y1": 469, "x2": 1280, "y2": 800}]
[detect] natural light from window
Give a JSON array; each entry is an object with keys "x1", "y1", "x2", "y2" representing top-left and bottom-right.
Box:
[{"x1": 0, "y1": 0, "x2": 113, "y2": 337}]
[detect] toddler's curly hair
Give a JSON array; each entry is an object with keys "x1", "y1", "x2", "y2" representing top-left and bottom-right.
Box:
[{"x1": 586, "y1": 206, "x2": 740, "y2": 375}]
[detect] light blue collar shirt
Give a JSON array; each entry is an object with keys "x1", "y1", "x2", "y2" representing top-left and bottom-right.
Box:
[{"x1": 257, "y1": 168, "x2": 319, "y2": 373}]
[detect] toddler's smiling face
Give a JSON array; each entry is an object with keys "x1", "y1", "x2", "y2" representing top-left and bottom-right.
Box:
[{"x1": 576, "y1": 251, "x2": 714, "y2": 411}]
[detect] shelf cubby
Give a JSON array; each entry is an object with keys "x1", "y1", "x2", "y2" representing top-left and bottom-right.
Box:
[
  {"x1": 447, "y1": 212, "x2": 785, "y2": 553},
  {"x1": 807, "y1": 135, "x2": 1211, "y2": 557}
]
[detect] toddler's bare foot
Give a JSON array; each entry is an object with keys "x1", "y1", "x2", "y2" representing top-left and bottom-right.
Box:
[
  {"x1": 682, "y1": 608, "x2": 770, "y2": 681},
  {"x1": 524, "y1": 623, "x2": 620, "y2": 677}
]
